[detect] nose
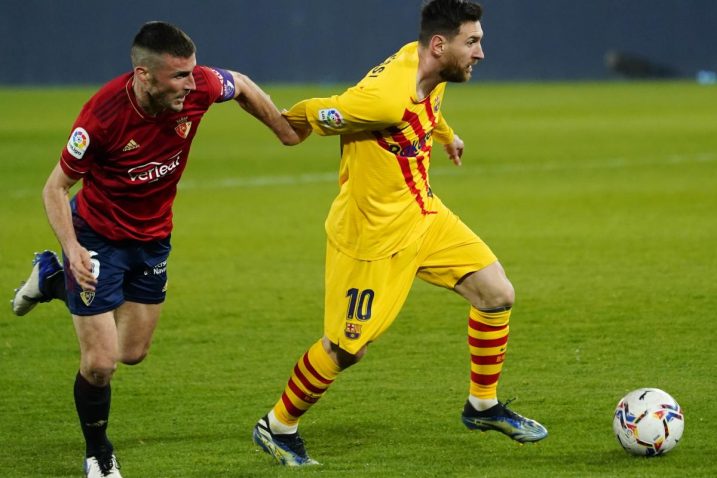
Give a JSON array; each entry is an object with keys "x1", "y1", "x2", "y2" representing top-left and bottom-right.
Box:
[
  {"x1": 474, "y1": 44, "x2": 485, "y2": 61},
  {"x1": 185, "y1": 73, "x2": 196, "y2": 91}
]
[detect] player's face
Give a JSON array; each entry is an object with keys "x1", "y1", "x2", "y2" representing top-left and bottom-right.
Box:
[
  {"x1": 440, "y1": 21, "x2": 484, "y2": 83},
  {"x1": 146, "y1": 53, "x2": 197, "y2": 112}
]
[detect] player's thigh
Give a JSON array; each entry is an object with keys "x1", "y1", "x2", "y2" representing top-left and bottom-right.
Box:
[
  {"x1": 116, "y1": 236, "x2": 169, "y2": 357},
  {"x1": 73, "y1": 311, "x2": 119, "y2": 373},
  {"x1": 324, "y1": 241, "x2": 418, "y2": 355},
  {"x1": 115, "y1": 301, "x2": 162, "y2": 361},
  {"x1": 453, "y1": 261, "x2": 514, "y2": 309},
  {"x1": 416, "y1": 209, "x2": 498, "y2": 290}
]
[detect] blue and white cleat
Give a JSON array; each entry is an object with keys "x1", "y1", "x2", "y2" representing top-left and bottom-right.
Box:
[
  {"x1": 10, "y1": 250, "x2": 63, "y2": 316},
  {"x1": 253, "y1": 415, "x2": 319, "y2": 466},
  {"x1": 462, "y1": 399, "x2": 548, "y2": 443}
]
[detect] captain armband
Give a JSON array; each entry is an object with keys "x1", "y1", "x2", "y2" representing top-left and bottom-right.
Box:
[{"x1": 209, "y1": 67, "x2": 237, "y2": 102}]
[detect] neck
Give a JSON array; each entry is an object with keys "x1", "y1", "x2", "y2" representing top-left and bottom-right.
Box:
[
  {"x1": 416, "y1": 45, "x2": 442, "y2": 101},
  {"x1": 132, "y1": 77, "x2": 162, "y2": 116}
]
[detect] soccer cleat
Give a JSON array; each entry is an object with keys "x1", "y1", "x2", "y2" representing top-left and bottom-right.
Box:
[
  {"x1": 10, "y1": 250, "x2": 63, "y2": 316},
  {"x1": 462, "y1": 399, "x2": 548, "y2": 443},
  {"x1": 84, "y1": 454, "x2": 122, "y2": 478},
  {"x1": 252, "y1": 415, "x2": 319, "y2": 466}
]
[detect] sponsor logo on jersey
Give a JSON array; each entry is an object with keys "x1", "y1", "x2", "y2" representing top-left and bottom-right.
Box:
[
  {"x1": 383, "y1": 130, "x2": 432, "y2": 157},
  {"x1": 175, "y1": 119, "x2": 192, "y2": 139},
  {"x1": 67, "y1": 127, "x2": 90, "y2": 159},
  {"x1": 128, "y1": 152, "x2": 182, "y2": 184},
  {"x1": 122, "y1": 139, "x2": 140, "y2": 152},
  {"x1": 344, "y1": 322, "x2": 362, "y2": 340},
  {"x1": 319, "y1": 108, "x2": 344, "y2": 129}
]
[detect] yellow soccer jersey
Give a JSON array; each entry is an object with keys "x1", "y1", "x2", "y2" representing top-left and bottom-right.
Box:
[{"x1": 284, "y1": 42, "x2": 455, "y2": 260}]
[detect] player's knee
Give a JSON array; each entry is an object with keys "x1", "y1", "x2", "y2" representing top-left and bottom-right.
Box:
[
  {"x1": 487, "y1": 281, "x2": 514, "y2": 309},
  {"x1": 119, "y1": 346, "x2": 149, "y2": 366},
  {"x1": 333, "y1": 343, "x2": 367, "y2": 370},
  {"x1": 83, "y1": 361, "x2": 117, "y2": 386}
]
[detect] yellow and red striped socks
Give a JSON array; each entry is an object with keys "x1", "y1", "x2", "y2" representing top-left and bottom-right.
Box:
[
  {"x1": 467, "y1": 306, "x2": 510, "y2": 408},
  {"x1": 271, "y1": 339, "x2": 341, "y2": 432}
]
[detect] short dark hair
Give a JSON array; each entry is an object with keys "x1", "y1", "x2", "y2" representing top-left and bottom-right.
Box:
[
  {"x1": 131, "y1": 21, "x2": 195, "y2": 68},
  {"x1": 419, "y1": 0, "x2": 483, "y2": 46}
]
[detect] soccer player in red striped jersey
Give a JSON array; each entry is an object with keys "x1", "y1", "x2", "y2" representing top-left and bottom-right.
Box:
[
  {"x1": 10, "y1": 21, "x2": 303, "y2": 478},
  {"x1": 253, "y1": 0, "x2": 547, "y2": 466}
]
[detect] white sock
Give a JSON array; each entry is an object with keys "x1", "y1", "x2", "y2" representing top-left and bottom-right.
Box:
[
  {"x1": 468, "y1": 395, "x2": 499, "y2": 412},
  {"x1": 268, "y1": 409, "x2": 298, "y2": 435}
]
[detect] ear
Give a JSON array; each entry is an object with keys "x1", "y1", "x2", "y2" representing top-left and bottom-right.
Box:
[
  {"x1": 429, "y1": 34, "x2": 447, "y2": 57},
  {"x1": 134, "y1": 65, "x2": 151, "y2": 84}
]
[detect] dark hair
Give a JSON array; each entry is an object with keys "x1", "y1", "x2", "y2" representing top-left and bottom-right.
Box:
[
  {"x1": 419, "y1": 0, "x2": 483, "y2": 46},
  {"x1": 130, "y1": 21, "x2": 195, "y2": 68}
]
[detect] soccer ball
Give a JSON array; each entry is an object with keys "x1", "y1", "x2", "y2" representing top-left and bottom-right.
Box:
[{"x1": 613, "y1": 388, "x2": 684, "y2": 456}]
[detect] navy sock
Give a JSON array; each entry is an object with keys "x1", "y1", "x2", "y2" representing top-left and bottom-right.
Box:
[
  {"x1": 45, "y1": 270, "x2": 67, "y2": 303},
  {"x1": 74, "y1": 372, "x2": 113, "y2": 458}
]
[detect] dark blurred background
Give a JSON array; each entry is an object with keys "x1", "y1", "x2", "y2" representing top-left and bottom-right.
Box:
[{"x1": 1, "y1": 0, "x2": 715, "y2": 85}]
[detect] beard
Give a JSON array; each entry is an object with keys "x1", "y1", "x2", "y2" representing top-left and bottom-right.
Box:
[
  {"x1": 439, "y1": 53, "x2": 472, "y2": 83},
  {"x1": 440, "y1": 66, "x2": 468, "y2": 83},
  {"x1": 147, "y1": 88, "x2": 186, "y2": 113}
]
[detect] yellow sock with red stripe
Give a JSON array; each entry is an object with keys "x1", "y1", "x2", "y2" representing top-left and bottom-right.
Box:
[
  {"x1": 468, "y1": 306, "x2": 510, "y2": 401},
  {"x1": 272, "y1": 339, "x2": 341, "y2": 428}
]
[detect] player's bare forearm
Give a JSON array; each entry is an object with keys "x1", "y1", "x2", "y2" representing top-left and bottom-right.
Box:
[
  {"x1": 232, "y1": 72, "x2": 305, "y2": 145},
  {"x1": 42, "y1": 164, "x2": 97, "y2": 290}
]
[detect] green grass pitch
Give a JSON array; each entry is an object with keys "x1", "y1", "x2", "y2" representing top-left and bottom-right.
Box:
[{"x1": 1, "y1": 81, "x2": 716, "y2": 477}]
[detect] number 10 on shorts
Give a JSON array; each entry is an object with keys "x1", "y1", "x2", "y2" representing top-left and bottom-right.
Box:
[{"x1": 345, "y1": 288, "x2": 374, "y2": 321}]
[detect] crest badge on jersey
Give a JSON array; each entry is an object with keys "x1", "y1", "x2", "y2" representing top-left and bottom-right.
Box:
[
  {"x1": 319, "y1": 108, "x2": 344, "y2": 129},
  {"x1": 67, "y1": 127, "x2": 90, "y2": 159},
  {"x1": 175, "y1": 120, "x2": 192, "y2": 139}
]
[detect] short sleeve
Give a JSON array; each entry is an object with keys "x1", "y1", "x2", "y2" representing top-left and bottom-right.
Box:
[
  {"x1": 59, "y1": 103, "x2": 104, "y2": 179},
  {"x1": 199, "y1": 66, "x2": 236, "y2": 104}
]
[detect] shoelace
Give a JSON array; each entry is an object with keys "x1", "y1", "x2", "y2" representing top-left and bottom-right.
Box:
[
  {"x1": 278, "y1": 433, "x2": 309, "y2": 457},
  {"x1": 500, "y1": 398, "x2": 521, "y2": 419},
  {"x1": 97, "y1": 455, "x2": 120, "y2": 476}
]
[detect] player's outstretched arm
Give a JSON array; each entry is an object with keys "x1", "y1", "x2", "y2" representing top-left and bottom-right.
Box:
[{"x1": 230, "y1": 71, "x2": 309, "y2": 145}]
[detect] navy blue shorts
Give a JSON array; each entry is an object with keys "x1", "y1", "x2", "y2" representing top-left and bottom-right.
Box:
[{"x1": 65, "y1": 211, "x2": 171, "y2": 316}]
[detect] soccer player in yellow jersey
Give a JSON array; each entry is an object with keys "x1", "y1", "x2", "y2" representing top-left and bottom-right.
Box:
[{"x1": 253, "y1": 0, "x2": 548, "y2": 465}]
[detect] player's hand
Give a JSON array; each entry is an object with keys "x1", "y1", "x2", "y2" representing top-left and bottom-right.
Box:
[
  {"x1": 66, "y1": 244, "x2": 98, "y2": 291},
  {"x1": 444, "y1": 134, "x2": 464, "y2": 166},
  {"x1": 281, "y1": 109, "x2": 312, "y2": 145}
]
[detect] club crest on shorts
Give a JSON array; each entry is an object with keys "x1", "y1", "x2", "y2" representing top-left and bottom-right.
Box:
[
  {"x1": 344, "y1": 322, "x2": 362, "y2": 340},
  {"x1": 80, "y1": 289, "x2": 95, "y2": 306}
]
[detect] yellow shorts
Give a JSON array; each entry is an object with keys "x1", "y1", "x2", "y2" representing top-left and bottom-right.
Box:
[{"x1": 324, "y1": 207, "x2": 497, "y2": 354}]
